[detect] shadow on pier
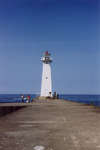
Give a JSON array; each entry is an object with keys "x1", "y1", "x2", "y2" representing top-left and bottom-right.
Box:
[{"x1": 0, "y1": 106, "x2": 26, "y2": 117}]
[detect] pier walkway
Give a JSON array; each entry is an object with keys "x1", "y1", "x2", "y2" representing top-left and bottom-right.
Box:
[{"x1": 0, "y1": 99, "x2": 100, "y2": 150}]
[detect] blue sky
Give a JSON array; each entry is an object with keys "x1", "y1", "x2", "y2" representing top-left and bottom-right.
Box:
[{"x1": 0, "y1": 0, "x2": 99, "y2": 94}]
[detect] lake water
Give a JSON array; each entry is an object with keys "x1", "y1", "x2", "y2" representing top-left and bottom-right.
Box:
[
  {"x1": 59, "y1": 94, "x2": 100, "y2": 106},
  {"x1": 0, "y1": 94, "x2": 37, "y2": 103}
]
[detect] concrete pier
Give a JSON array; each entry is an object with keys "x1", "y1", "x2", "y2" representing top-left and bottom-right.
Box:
[{"x1": 0, "y1": 99, "x2": 100, "y2": 150}]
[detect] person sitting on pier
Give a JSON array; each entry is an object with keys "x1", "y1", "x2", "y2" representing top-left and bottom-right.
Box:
[{"x1": 27, "y1": 95, "x2": 31, "y2": 103}]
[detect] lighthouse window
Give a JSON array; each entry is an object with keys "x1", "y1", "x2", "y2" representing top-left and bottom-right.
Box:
[{"x1": 45, "y1": 57, "x2": 49, "y2": 60}]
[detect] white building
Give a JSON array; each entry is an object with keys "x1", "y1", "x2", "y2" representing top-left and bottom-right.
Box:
[{"x1": 40, "y1": 51, "x2": 52, "y2": 97}]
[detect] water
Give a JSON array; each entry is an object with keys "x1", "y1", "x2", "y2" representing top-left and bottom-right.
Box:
[
  {"x1": 0, "y1": 94, "x2": 37, "y2": 103},
  {"x1": 0, "y1": 94, "x2": 100, "y2": 106},
  {"x1": 59, "y1": 94, "x2": 100, "y2": 106}
]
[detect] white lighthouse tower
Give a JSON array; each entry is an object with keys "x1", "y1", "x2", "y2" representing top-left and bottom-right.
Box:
[{"x1": 41, "y1": 51, "x2": 52, "y2": 97}]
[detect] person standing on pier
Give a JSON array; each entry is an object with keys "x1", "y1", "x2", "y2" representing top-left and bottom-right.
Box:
[{"x1": 21, "y1": 95, "x2": 24, "y2": 103}]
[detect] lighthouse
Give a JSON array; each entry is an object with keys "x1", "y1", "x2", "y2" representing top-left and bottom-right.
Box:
[{"x1": 41, "y1": 51, "x2": 52, "y2": 97}]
